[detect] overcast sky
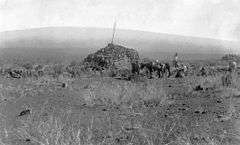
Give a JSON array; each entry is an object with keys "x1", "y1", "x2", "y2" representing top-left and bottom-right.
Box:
[{"x1": 1, "y1": 0, "x2": 240, "y2": 41}]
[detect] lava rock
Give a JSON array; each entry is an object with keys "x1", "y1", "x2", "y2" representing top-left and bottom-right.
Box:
[
  {"x1": 83, "y1": 43, "x2": 140, "y2": 79},
  {"x1": 194, "y1": 85, "x2": 204, "y2": 91},
  {"x1": 18, "y1": 109, "x2": 31, "y2": 117}
]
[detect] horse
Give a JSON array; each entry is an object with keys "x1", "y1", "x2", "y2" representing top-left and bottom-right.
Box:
[
  {"x1": 175, "y1": 64, "x2": 188, "y2": 78},
  {"x1": 8, "y1": 67, "x2": 26, "y2": 78},
  {"x1": 140, "y1": 61, "x2": 154, "y2": 78},
  {"x1": 131, "y1": 61, "x2": 140, "y2": 75},
  {"x1": 140, "y1": 60, "x2": 169, "y2": 78},
  {"x1": 162, "y1": 62, "x2": 171, "y2": 77}
]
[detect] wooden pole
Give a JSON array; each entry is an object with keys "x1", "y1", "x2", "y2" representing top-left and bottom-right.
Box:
[{"x1": 111, "y1": 19, "x2": 117, "y2": 44}]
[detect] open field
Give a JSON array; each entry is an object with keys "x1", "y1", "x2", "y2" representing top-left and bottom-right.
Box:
[
  {"x1": 2, "y1": 0, "x2": 240, "y2": 144},
  {"x1": 0, "y1": 28, "x2": 240, "y2": 145},
  {"x1": 0, "y1": 68, "x2": 240, "y2": 145}
]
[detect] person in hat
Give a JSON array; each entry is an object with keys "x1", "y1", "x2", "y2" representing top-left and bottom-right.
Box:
[
  {"x1": 229, "y1": 61, "x2": 237, "y2": 73},
  {"x1": 173, "y1": 52, "x2": 179, "y2": 68}
]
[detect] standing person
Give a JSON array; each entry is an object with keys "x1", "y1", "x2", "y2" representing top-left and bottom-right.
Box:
[
  {"x1": 146, "y1": 61, "x2": 154, "y2": 79},
  {"x1": 154, "y1": 59, "x2": 163, "y2": 78},
  {"x1": 229, "y1": 61, "x2": 237, "y2": 73},
  {"x1": 164, "y1": 62, "x2": 171, "y2": 77},
  {"x1": 173, "y1": 52, "x2": 179, "y2": 68},
  {"x1": 200, "y1": 66, "x2": 207, "y2": 77},
  {"x1": 183, "y1": 64, "x2": 188, "y2": 76}
]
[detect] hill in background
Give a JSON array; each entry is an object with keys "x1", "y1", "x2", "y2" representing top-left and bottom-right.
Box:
[{"x1": 0, "y1": 27, "x2": 239, "y2": 64}]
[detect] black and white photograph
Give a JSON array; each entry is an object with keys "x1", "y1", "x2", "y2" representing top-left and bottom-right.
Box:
[{"x1": 0, "y1": 0, "x2": 240, "y2": 145}]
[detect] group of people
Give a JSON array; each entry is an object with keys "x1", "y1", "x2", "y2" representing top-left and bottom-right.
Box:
[
  {"x1": 131, "y1": 53, "x2": 189, "y2": 79},
  {"x1": 131, "y1": 53, "x2": 238, "y2": 79},
  {"x1": 200, "y1": 60, "x2": 238, "y2": 77},
  {"x1": 5, "y1": 52, "x2": 237, "y2": 80},
  {"x1": 131, "y1": 60, "x2": 171, "y2": 79},
  {"x1": 0, "y1": 65, "x2": 44, "y2": 79}
]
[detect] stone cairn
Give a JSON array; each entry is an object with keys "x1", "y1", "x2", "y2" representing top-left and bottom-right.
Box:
[{"x1": 83, "y1": 43, "x2": 140, "y2": 79}]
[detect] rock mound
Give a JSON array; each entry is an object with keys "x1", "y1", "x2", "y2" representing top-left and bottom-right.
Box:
[
  {"x1": 83, "y1": 43, "x2": 140, "y2": 72},
  {"x1": 222, "y1": 54, "x2": 240, "y2": 62}
]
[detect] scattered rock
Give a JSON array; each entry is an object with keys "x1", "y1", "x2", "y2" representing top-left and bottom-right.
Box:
[
  {"x1": 25, "y1": 139, "x2": 31, "y2": 142},
  {"x1": 175, "y1": 70, "x2": 184, "y2": 78},
  {"x1": 201, "y1": 111, "x2": 207, "y2": 114},
  {"x1": 18, "y1": 109, "x2": 31, "y2": 117},
  {"x1": 194, "y1": 110, "x2": 200, "y2": 114},
  {"x1": 194, "y1": 85, "x2": 204, "y2": 91},
  {"x1": 217, "y1": 100, "x2": 222, "y2": 103},
  {"x1": 102, "y1": 108, "x2": 107, "y2": 111},
  {"x1": 62, "y1": 83, "x2": 66, "y2": 88}
]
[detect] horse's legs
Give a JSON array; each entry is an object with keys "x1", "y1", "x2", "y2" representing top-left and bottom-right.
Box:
[
  {"x1": 149, "y1": 67, "x2": 153, "y2": 79},
  {"x1": 157, "y1": 69, "x2": 161, "y2": 78},
  {"x1": 168, "y1": 68, "x2": 171, "y2": 77}
]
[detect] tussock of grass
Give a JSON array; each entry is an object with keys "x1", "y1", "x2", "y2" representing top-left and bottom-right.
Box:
[{"x1": 0, "y1": 72, "x2": 240, "y2": 145}]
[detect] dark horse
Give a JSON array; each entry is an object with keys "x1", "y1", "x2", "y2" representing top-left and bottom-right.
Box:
[
  {"x1": 140, "y1": 61, "x2": 171, "y2": 78},
  {"x1": 131, "y1": 61, "x2": 140, "y2": 75},
  {"x1": 162, "y1": 62, "x2": 171, "y2": 77},
  {"x1": 140, "y1": 61, "x2": 154, "y2": 78},
  {"x1": 139, "y1": 61, "x2": 160, "y2": 78}
]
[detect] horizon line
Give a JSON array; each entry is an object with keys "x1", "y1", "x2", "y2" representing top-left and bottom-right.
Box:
[{"x1": 1, "y1": 26, "x2": 239, "y2": 43}]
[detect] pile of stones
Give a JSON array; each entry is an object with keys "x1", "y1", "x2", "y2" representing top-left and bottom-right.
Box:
[{"x1": 83, "y1": 43, "x2": 140, "y2": 79}]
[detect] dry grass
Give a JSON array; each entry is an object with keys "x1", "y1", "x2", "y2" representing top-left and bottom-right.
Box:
[{"x1": 0, "y1": 70, "x2": 240, "y2": 145}]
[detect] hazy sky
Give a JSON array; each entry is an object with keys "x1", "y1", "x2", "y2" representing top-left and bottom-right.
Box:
[{"x1": 1, "y1": 0, "x2": 240, "y2": 41}]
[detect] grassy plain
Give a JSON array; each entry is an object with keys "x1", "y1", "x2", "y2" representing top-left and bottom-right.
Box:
[{"x1": 0, "y1": 69, "x2": 240, "y2": 145}]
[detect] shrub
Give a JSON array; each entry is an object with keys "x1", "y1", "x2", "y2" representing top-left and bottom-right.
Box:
[
  {"x1": 52, "y1": 64, "x2": 64, "y2": 78},
  {"x1": 22, "y1": 62, "x2": 33, "y2": 70}
]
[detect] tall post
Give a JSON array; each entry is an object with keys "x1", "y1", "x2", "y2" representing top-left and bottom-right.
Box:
[{"x1": 111, "y1": 19, "x2": 117, "y2": 44}]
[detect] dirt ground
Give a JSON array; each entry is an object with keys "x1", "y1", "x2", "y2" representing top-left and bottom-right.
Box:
[{"x1": 0, "y1": 73, "x2": 240, "y2": 145}]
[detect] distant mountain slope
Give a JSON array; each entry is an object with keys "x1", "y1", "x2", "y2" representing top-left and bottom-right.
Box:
[{"x1": 0, "y1": 27, "x2": 239, "y2": 64}]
